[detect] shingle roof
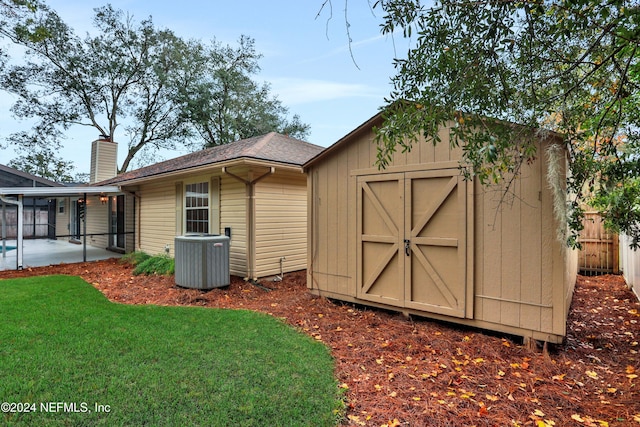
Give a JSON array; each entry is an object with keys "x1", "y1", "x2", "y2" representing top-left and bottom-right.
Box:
[{"x1": 99, "y1": 132, "x2": 323, "y2": 185}]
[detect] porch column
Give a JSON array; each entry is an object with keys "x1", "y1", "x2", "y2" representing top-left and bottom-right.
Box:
[{"x1": 0, "y1": 195, "x2": 23, "y2": 269}]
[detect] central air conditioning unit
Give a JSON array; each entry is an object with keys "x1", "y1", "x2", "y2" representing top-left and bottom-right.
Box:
[{"x1": 174, "y1": 234, "x2": 230, "y2": 289}]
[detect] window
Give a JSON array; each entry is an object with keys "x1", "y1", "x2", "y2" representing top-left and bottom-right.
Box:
[{"x1": 185, "y1": 182, "x2": 209, "y2": 234}]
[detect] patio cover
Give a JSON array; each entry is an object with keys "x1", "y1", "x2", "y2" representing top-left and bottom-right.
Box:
[{"x1": 0, "y1": 186, "x2": 121, "y2": 270}]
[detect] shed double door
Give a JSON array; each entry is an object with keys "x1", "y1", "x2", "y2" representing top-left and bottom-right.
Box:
[{"x1": 356, "y1": 169, "x2": 469, "y2": 318}]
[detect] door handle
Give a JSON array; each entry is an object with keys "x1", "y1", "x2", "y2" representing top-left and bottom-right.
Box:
[{"x1": 404, "y1": 239, "x2": 411, "y2": 256}]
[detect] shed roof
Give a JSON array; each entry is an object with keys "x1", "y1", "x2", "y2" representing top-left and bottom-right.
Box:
[
  {"x1": 99, "y1": 132, "x2": 323, "y2": 185},
  {"x1": 303, "y1": 109, "x2": 566, "y2": 170}
]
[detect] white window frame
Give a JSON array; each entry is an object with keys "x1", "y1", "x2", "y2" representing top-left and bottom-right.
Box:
[{"x1": 182, "y1": 177, "x2": 220, "y2": 235}]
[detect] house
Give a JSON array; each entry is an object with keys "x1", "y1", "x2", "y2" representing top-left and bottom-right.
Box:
[
  {"x1": 304, "y1": 112, "x2": 578, "y2": 344},
  {"x1": 98, "y1": 132, "x2": 323, "y2": 280},
  {"x1": 0, "y1": 157, "x2": 122, "y2": 270}
]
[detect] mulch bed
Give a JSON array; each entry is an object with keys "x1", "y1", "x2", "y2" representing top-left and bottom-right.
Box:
[{"x1": 1, "y1": 259, "x2": 639, "y2": 426}]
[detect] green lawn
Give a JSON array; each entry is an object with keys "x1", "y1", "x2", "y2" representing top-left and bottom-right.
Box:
[{"x1": 0, "y1": 275, "x2": 341, "y2": 426}]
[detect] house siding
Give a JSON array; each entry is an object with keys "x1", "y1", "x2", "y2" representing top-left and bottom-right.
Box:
[
  {"x1": 220, "y1": 175, "x2": 247, "y2": 277},
  {"x1": 90, "y1": 140, "x2": 118, "y2": 184},
  {"x1": 85, "y1": 195, "x2": 109, "y2": 249},
  {"x1": 137, "y1": 178, "x2": 178, "y2": 256},
  {"x1": 254, "y1": 171, "x2": 307, "y2": 277},
  {"x1": 55, "y1": 197, "x2": 70, "y2": 239}
]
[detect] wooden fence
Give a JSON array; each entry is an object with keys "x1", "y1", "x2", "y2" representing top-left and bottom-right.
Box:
[{"x1": 578, "y1": 212, "x2": 619, "y2": 275}]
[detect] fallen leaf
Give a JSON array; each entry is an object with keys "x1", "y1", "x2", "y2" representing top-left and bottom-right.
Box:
[
  {"x1": 586, "y1": 370, "x2": 599, "y2": 379},
  {"x1": 571, "y1": 414, "x2": 585, "y2": 423},
  {"x1": 347, "y1": 414, "x2": 366, "y2": 426},
  {"x1": 478, "y1": 404, "x2": 488, "y2": 416}
]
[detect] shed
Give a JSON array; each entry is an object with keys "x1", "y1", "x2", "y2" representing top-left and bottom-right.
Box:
[
  {"x1": 304, "y1": 113, "x2": 578, "y2": 343},
  {"x1": 620, "y1": 233, "x2": 640, "y2": 301},
  {"x1": 99, "y1": 132, "x2": 322, "y2": 280}
]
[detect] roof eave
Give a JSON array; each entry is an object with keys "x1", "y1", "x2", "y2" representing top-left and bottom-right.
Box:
[
  {"x1": 0, "y1": 186, "x2": 121, "y2": 198},
  {"x1": 105, "y1": 157, "x2": 305, "y2": 187}
]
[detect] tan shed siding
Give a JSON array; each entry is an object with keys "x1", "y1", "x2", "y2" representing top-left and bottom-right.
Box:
[
  {"x1": 138, "y1": 179, "x2": 177, "y2": 256},
  {"x1": 308, "y1": 139, "x2": 361, "y2": 295},
  {"x1": 472, "y1": 139, "x2": 567, "y2": 337},
  {"x1": 220, "y1": 175, "x2": 247, "y2": 277},
  {"x1": 518, "y1": 149, "x2": 543, "y2": 332},
  {"x1": 254, "y1": 172, "x2": 307, "y2": 277},
  {"x1": 308, "y1": 119, "x2": 575, "y2": 342}
]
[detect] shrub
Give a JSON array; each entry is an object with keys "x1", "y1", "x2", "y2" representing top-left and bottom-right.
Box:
[
  {"x1": 119, "y1": 251, "x2": 151, "y2": 266},
  {"x1": 133, "y1": 254, "x2": 175, "y2": 276}
]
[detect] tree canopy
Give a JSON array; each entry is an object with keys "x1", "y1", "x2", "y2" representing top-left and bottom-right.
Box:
[
  {"x1": 0, "y1": 2, "x2": 309, "y2": 175},
  {"x1": 8, "y1": 147, "x2": 76, "y2": 182},
  {"x1": 365, "y1": 0, "x2": 639, "y2": 247}
]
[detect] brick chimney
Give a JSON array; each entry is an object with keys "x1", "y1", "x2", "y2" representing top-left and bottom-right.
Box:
[{"x1": 89, "y1": 135, "x2": 117, "y2": 184}]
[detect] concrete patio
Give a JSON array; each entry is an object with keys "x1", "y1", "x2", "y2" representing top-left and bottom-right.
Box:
[{"x1": 0, "y1": 238, "x2": 121, "y2": 271}]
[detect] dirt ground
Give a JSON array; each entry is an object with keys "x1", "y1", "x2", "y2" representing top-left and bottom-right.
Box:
[{"x1": 1, "y1": 259, "x2": 639, "y2": 426}]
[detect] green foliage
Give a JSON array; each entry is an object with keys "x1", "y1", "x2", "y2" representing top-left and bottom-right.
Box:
[
  {"x1": 8, "y1": 146, "x2": 75, "y2": 182},
  {"x1": 0, "y1": 4, "x2": 309, "y2": 173},
  {"x1": 119, "y1": 250, "x2": 151, "y2": 266},
  {"x1": 372, "y1": 0, "x2": 640, "y2": 247},
  {"x1": 182, "y1": 36, "x2": 310, "y2": 149},
  {"x1": 0, "y1": 275, "x2": 340, "y2": 426},
  {"x1": 592, "y1": 177, "x2": 640, "y2": 249},
  {"x1": 132, "y1": 254, "x2": 174, "y2": 275}
]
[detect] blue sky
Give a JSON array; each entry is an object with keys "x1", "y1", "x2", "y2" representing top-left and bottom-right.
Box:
[{"x1": 0, "y1": 1, "x2": 407, "y2": 174}]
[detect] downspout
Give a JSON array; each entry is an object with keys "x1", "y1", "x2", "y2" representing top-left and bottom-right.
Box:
[
  {"x1": 222, "y1": 166, "x2": 275, "y2": 281},
  {"x1": 0, "y1": 195, "x2": 23, "y2": 270}
]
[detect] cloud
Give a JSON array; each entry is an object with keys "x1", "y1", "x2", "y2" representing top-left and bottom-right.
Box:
[{"x1": 268, "y1": 78, "x2": 380, "y2": 105}]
